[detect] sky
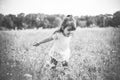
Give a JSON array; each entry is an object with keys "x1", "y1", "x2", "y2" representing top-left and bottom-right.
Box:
[{"x1": 0, "y1": 0, "x2": 120, "y2": 16}]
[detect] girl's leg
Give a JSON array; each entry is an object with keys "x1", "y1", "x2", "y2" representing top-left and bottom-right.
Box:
[
  {"x1": 44, "y1": 56, "x2": 52, "y2": 69},
  {"x1": 62, "y1": 54, "x2": 70, "y2": 68},
  {"x1": 51, "y1": 57, "x2": 58, "y2": 66},
  {"x1": 61, "y1": 60, "x2": 71, "y2": 75},
  {"x1": 62, "y1": 61, "x2": 68, "y2": 67},
  {"x1": 50, "y1": 57, "x2": 58, "y2": 69},
  {"x1": 45, "y1": 56, "x2": 58, "y2": 69}
]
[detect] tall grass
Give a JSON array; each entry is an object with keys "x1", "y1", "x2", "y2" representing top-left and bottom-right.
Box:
[{"x1": 0, "y1": 27, "x2": 120, "y2": 80}]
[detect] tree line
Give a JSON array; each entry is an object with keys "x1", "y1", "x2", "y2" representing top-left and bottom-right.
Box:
[{"x1": 0, "y1": 11, "x2": 120, "y2": 30}]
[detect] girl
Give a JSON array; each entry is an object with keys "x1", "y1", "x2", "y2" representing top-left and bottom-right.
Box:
[{"x1": 33, "y1": 15, "x2": 76, "y2": 70}]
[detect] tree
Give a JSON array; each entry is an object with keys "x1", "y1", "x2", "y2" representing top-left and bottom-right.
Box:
[
  {"x1": 112, "y1": 11, "x2": 120, "y2": 27},
  {"x1": 46, "y1": 15, "x2": 56, "y2": 28},
  {"x1": 16, "y1": 13, "x2": 25, "y2": 29},
  {"x1": 24, "y1": 14, "x2": 38, "y2": 29},
  {"x1": 85, "y1": 16, "x2": 93, "y2": 27},
  {"x1": 0, "y1": 14, "x2": 4, "y2": 26},
  {"x1": 95, "y1": 15, "x2": 104, "y2": 27},
  {"x1": 53, "y1": 17, "x2": 62, "y2": 28},
  {"x1": 7, "y1": 14, "x2": 17, "y2": 29},
  {"x1": 2, "y1": 15, "x2": 15, "y2": 29},
  {"x1": 104, "y1": 17, "x2": 112, "y2": 27}
]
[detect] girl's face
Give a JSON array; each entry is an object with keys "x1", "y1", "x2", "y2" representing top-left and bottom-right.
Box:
[{"x1": 63, "y1": 26, "x2": 72, "y2": 36}]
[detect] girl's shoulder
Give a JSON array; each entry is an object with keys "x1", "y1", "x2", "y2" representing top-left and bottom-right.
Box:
[{"x1": 52, "y1": 30, "x2": 62, "y2": 40}]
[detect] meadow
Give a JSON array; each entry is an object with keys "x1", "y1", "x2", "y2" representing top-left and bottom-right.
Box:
[{"x1": 0, "y1": 27, "x2": 120, "y2": 80}]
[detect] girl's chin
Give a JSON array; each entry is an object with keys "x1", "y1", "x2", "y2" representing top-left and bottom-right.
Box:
[{"x1": 65, "y1": 33, "x2": 71, "y2": 36}]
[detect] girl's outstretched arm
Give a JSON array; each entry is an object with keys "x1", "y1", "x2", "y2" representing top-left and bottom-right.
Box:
[{"x1": 33, "y1": 36, "x2": 53, "y2": 47}]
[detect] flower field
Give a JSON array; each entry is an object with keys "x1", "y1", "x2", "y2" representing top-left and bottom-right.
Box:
[{"x1": 0, "y1": 27, "x2": 120, "y2": 80}]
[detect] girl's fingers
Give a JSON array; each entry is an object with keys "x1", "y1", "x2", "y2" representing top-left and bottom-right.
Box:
[
  {"x1": 33, "y1": 44, "x2": 38, "y2": 46},
  {"x1": 33, "y1": 42, "x2": 38, "y2": 46},
  {"x1": 33, "y1": 44, "x2": 37, "y2": 46},
  {"x1": 34, "y1": 43, "x2": 40, "y2": 46}
]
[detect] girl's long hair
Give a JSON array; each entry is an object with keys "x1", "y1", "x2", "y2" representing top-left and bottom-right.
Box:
[{"x1": 53, "y1": 15, "x2": 76, "y2": 34}]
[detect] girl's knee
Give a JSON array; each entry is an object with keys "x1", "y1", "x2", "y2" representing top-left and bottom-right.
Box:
[
  {"x1": 45, "y1": 57, "x2": 58, "y2": 69},
  {"x1": 50, "y1": 57, "x2": 58, "y2": 66},
  {"x1": 62, "y1": 61, "x2": 68, "y2": 67}
]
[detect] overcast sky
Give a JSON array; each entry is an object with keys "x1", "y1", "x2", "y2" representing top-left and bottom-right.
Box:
[{"x1": 0, "y1": 0, "x2": 120, "y2": 16}]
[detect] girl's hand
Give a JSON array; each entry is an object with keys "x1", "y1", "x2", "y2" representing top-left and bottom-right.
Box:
[{"x1": 33, "y1": 43, "x2": 40, "y2": 47}]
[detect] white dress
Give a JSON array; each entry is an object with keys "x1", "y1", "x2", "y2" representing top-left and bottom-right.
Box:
[{"x1": 48, "y1": 32, "x2": 72, "y2": 62}]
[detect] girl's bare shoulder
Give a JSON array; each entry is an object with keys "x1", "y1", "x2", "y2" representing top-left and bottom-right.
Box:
[{"x1": 52, "y1": 31, "x2": 61, "y2": 40}]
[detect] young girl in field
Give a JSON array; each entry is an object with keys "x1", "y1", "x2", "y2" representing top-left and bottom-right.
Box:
[{"x1": 33, "y1": 15, "x2": 76, "y2": 70}]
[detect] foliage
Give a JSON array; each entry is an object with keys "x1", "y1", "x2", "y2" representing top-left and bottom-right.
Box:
[
  {"x1": 0, "y1": 10, "x2": 120, "y2": 30},
  {"x1": 112, "y1": 11, "x2": 120, "y2": 27}
]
